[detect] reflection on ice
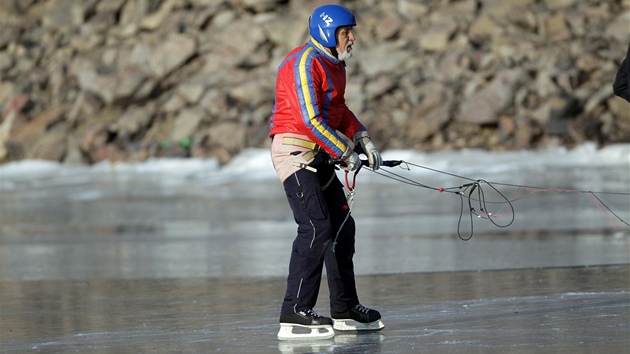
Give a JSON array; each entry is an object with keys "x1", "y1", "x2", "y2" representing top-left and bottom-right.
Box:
[{"x1": 1, "y1": 264, "x2": 627, "y2": 353}]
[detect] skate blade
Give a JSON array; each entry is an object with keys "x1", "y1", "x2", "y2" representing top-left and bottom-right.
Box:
[
  {"x1": 333, "y1": 319, "x2": 385, "y2": 331},
  {"x1": 277, "y1": 323, "x2": 335, "y2": 340}
]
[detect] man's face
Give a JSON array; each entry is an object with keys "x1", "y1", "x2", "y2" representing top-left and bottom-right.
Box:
[{"x1": 335, "y1": 26, "x2": 355, "y2": 61}]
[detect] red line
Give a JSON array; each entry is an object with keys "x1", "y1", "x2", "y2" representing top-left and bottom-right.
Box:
[{"x1": 587, "y1": 192, "x2": 630, "y2": 251}]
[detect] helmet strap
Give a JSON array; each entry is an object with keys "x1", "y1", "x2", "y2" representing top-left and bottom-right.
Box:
[
  {"x1": 330, "y1": 46, "x2": 339, "y2": 59},
  {"x1": 329, "y1": 47, "x2": 346, "y2": 66}
]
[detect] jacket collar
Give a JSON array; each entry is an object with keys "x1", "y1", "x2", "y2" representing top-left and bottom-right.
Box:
[{"x1": 308, "y1": 37, "x2": 341, "y2": 64}]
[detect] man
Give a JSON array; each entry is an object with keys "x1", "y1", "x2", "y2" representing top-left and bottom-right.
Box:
[
  {"x1": 269, "y1": 4, "x2": 384, "y2": 340},
  {"x1": 613, "y1": 41, "x2": 630, "y2": 102}
]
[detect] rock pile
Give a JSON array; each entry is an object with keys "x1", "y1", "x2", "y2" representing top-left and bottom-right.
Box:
[{"x1": 1, "y1": 0, "x2": 629, "y2": 165}]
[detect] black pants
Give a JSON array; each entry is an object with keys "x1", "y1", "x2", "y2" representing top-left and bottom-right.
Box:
[{"x1": 280, "y1": 157, "x2": 359, "y2": 314}]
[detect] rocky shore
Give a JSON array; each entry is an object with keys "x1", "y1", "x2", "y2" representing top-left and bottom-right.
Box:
[{"x1": 1, "y1": 0, "x2": 629, "y2": 165}]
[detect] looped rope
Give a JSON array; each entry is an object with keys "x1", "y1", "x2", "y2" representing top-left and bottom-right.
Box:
[
  {"x1": 358, "y1": 160, "x2": 630, "y2": 245},
  {"x1": 333, "y1": 169, "x2": 359, "y2": 253}
]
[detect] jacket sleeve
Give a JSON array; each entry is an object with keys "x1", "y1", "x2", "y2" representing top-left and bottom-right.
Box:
[
  {"x1": 336, "y1": 106, "x2": 367, "y2": 143},
  {"x1": 613, "y1": 42, "x2": 630, "y2": 103}
]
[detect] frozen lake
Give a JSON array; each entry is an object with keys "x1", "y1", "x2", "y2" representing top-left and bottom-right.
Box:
[{"x1": 0, "y1": 144, "x2": 629, "y2": 353}]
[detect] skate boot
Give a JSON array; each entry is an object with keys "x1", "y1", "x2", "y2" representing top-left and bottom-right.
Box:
[
  {"x1": 277, "y1": 309, "x2": 335, "y2": 340},
  {"x1": 331, "y1": 304, "x2": 385, "y2": 331}
]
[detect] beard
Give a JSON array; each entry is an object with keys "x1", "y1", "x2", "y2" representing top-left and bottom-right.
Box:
[{"x1": 337, "y1": 41, "x2": 353, "y2": 61}]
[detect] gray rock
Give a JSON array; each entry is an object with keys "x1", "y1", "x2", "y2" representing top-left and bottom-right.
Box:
[
  {"x1": 172, "y1": 107, "x2": 205, "y2": 141},
  {"x1": 112, "y1": 105, "x2": 153, "y2": 140},
  {"x1": 420, "y1": 21, "x2": 458, "y2": 52},
  {"x1": 357, "y1": 42, "x2": 410, "y2": 77},
  {"x1": 458, "y1": 69, "x2": 526, "y2": 125}
]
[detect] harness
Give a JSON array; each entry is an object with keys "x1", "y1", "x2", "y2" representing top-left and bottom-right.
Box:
[{"x1": 282, "y1": 137, "x2": 321, "y2": 173}]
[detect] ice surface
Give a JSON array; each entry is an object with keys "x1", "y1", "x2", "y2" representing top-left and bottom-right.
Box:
[{"x1": 0, "y1": 144, "x2": 629, "y2": 353}]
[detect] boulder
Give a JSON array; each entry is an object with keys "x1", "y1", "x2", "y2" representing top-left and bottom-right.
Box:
[{"x1": 458, "y1": 68, "x2": 526, "y2": 125}]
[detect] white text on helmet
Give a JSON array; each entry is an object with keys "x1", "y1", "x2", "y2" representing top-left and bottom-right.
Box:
[{"x1": 319, "y1": 12, "x2": 334, "y2": 26}]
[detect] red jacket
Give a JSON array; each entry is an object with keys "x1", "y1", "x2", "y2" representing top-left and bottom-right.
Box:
[{"x1": 269, "y1": 38, "x2": 366, "y2": 158}]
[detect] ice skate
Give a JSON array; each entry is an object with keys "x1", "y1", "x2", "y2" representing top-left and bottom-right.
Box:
[
  {"x1": 277, "y1": 309, "x2": 335, "y2": 340},
  {"x1": 331, "y1": 304, "x2": 385, "y2": 331}
]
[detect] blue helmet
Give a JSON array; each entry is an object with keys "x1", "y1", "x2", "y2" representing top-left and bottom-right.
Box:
[{"x1": 309, "y1": 4, "x2": 356, "y2": 48}]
